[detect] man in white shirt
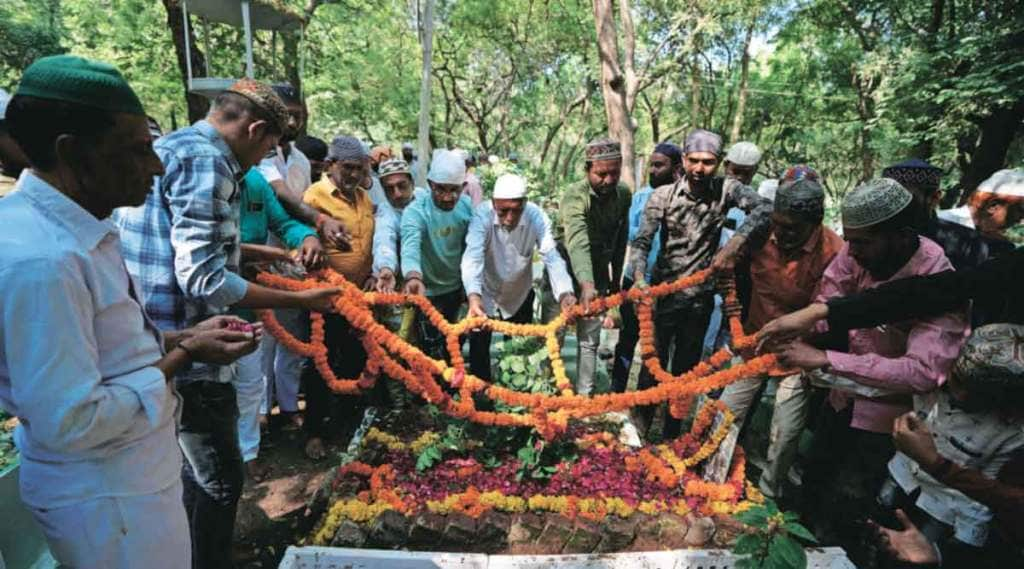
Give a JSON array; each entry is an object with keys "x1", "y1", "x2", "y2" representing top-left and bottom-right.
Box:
[
  {"x1": 880, "y1": 323, "x2": 1024, "y2": 564},
  {"x1": 256, "y1": 83, "x2": 317, "y2": 429},
  {"x1": 462, "y1": 173, "x2": 577, "y2": 380},
  {"x1": 373, "y1": 157, "x2": 428, "y2": 293},
  {"x1": 0, "y1": 55, "x2": 261, "y2": 569}
]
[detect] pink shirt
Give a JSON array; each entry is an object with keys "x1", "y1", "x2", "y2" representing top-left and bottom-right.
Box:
[
  {"x1": 462, "y1": 171, "x2": 484, "y2": 206},
  {"x1": 815, "y1": 237, "x2": 969, "y2": 433}
]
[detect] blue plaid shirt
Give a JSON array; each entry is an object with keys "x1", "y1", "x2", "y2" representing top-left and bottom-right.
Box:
[{"x1": 114, "y1": 120, "x2": 249, "y2": 384}]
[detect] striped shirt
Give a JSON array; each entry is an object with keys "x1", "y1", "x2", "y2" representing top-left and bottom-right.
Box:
[{"x1": 114, "y1": 120, "x2": 249, "y2": 384}]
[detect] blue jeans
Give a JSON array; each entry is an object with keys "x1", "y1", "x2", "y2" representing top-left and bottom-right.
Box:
[{"x1": 178, "y1": 381, "x2": 244, "y2": 569}]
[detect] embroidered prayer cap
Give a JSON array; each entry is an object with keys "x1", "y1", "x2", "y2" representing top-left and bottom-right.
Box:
[
  {"x1": 428, "y1": 148, "x2": 467, "y2": 185},
  {"x1": 951, "y1": 324, "x2": 1024, "y2": 393},
  {"x1": 683, "y1": 129, "x2": 723, "y2": 156},
  {"x1": 15, "y1": 54, "x2": 145, "y2": 115},
  {"x1": 724, "y1": 141, "x2": 762, "y2": 167},
  {"x1": 775, "y1": 178, "x2": 825, "y2": 221},
  {"x1": 224, "y1": 78, "x2": 288, "y2": 132},
  {"x1": 882, "y1": 158, "x2": 943, "y2": 192},
  {"x1": 327, "y1": 135, "x2": 369, "y2": 162},
  {"x1": 976, "y1": 168, "x2": 1024, "y2": 198},
  {"x1": 378, "y1": 158, "x2": 411, "y2": 178},
  {"x1": 652, "y1": 141, "x2": 682, "y2": 165},
  {"x1": 780, "y1": 164, "x2": 820, "y2": 184},
  {"x1": 493, "y1": 173, "x2": 527, "y2": 200},
  {"x1": 841, "y1": 178, "x2": 913, "y2": 229},
  {"x1": 585, "y1": 137, "x2": 622, "y2": 162}
]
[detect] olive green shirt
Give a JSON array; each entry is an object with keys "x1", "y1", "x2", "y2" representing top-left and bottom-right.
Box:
[{"x1": 559, "y1": 179, "x2": 631, "y2": 293}]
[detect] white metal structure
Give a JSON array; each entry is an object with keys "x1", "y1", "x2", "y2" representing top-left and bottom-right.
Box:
[{"x1": 180, "y1": 0, "x2": 302, "y2": 98}]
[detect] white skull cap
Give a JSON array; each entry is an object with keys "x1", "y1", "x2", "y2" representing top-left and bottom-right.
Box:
[
  {"x1": 427, "y1": 149, "x2": 467, "y2": 185},
  {"x1": 493, "y1": 173, "x2": 527, "y2": 200}
]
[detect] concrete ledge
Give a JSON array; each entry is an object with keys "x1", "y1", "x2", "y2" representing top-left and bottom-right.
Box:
[{"x1": 279, "y1": 546, "x2": 855, "y2": 569}]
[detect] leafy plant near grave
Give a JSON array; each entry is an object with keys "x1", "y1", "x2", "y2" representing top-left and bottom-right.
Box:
[
  {"x1": 733, "y1": 500, "x2": 818, "y2": 569},
  {"x1": 0, "y1": 409, "x2": 17, "y2": 471},
  {"x1": 415, "y1": 337, "x2": 577, "y2": 480}
]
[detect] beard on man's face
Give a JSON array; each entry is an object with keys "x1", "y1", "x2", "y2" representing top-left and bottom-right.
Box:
[{"x1": 649, "y1": 170, "x2": 675, "y2": 188}]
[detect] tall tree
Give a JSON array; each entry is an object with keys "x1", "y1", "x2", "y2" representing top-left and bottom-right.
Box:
[
  {"x1": 416, "y1": 0, "x2": 436, "y2": 183},
  {"x1": 591, "y1": 0, "x2": 638, "y2": 190}
]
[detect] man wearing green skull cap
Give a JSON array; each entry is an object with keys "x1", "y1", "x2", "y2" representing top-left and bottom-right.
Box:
[{"x1": 0, "y1": 55, "x2": 265, "y2": 569}]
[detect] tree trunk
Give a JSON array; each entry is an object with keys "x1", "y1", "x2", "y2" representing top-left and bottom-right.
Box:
[
  {"x1": 281, "y1": 31, "x2": 302, "y2": 94},
  {"x1": 591, "y1": 0, "x2": 637, "y2": 191},
  {"x1": 729, "y1": 19, "x2": 756, "y2": 142},
  {"x1": 416, "y1": 0, "x2": 436, "y2": 183},
  {"x1": 162, "y1": 0, "x2": 210, "y2": 124},
  {"x1": 689, "y1": 51, "x2": 702, "y2": 128},
  {"x1": 957, "y1": 97, "x2": 1024, "y2": 199}
]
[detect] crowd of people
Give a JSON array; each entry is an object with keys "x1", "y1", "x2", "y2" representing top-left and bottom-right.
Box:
[{"x1": 1, "y1": 54, "x2": 1023, "y2": 569}]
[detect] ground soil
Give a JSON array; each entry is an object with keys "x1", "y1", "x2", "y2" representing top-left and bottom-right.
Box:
[{"x1": 232, "y1": 417, "x2": 345, "y2": 569}]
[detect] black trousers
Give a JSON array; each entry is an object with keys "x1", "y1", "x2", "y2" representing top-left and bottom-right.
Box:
[
  {"x1": 178, "y1": 380, "x2": 244, "y2": 569},
  {"x1": 611, "y1": 278, "x2": 640, "y2": 393},
  {"x1": 799, "y1": 402, "x2": 895, "y2": 565},
  {"x1": 302, "y1": 313, "x2": 368, "y2": 439},
  {"x1": 635, "y1": 296, "x2": 714, "y2": 438},
  {"x1": 414, "y1": 289, "x2": 465, "y2": 363},
  {"x1": 468, "y1": 290, "x2": 535, "y2": 380}
]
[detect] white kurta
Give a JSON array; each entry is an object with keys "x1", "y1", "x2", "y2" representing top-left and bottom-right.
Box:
[
  {"x1": 0, "y1": 173, "x2": 187, "y2": 567},
  {"x1": 461, "y1": 201, "x2": 573, "y2": 318}
]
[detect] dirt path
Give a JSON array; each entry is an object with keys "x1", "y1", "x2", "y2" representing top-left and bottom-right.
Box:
[{"x1": 232, "y1": 422, "x2": 344, "y2": 568}]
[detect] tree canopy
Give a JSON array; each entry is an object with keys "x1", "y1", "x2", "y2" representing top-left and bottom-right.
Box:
[{"x1": 1, "y1": 0, "x2": 1021, "y2": 204}]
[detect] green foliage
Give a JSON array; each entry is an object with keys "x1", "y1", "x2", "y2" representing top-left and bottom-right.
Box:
[
  {"x1": 414, "y1": 336, "x2": 578, "y2": 479},
  {"x1": 415, "y1": 420, "x2": 467, "y2": 472},
  {"x1": 0, "y1": 409, "x2": 16, "y2": 472},
  {"x1": 493, "y1": 336, "x2": 557, "y2": 401},
  {"x1": 733, "y1": 500, "x2": 818, "y2": 569},
  {"x1": 3, "y1": 0, "x2": 1022, "y2": 204}
]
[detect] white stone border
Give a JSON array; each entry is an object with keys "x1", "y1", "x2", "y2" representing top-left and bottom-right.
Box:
[{"x1": 279, "y1": 546, "x2": 855, "y2": 569}]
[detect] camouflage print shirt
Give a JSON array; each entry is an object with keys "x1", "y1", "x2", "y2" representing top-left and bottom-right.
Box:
[{"x1": 629, "y1": 176, "x2": 771, "y2": 306}]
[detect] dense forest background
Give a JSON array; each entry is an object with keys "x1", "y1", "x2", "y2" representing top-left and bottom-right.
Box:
[{"x1": 2, "y1": 0, "x2": 1022, "y2": 209}]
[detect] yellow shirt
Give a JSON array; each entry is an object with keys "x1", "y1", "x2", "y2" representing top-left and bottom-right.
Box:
[
  {"x1": 0, "y1": 173, "x2": 17, "y2": 197},
  {"x1": 303, "y1": 177, "x2": 375, "y2": 284}
]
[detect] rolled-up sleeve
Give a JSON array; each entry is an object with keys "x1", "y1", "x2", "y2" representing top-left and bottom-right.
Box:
[
  {"x1": 535, "y1": 206, "x2": 573, "y2": 300},
  {"x1": 1, "y1": 260, "x2": 172, "y2": 455},
  {"x1": 372, "y1": 207, "x2": 400, "y2": 274},
  {"x1": 164, "y1": 155, "x2": 249, "y2": 308},
  {"x1": 461, "y1": 205, "x2": 489, "y2": 297},
  {"x1": 400, "y1": 205, "x2": 425, "y2": 278},
  {"x1": 726, "y1": 179, "x2": 772, "y2": 241}
]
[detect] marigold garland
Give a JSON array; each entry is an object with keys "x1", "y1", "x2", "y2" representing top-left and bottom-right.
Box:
[{"x1": 256, "y1": 267, "x2": 776, "y2": 439}]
